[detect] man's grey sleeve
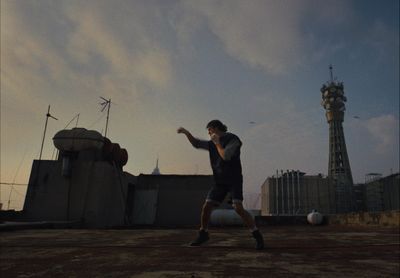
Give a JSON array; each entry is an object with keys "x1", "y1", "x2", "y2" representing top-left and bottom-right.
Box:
[
  {"x1": 192, "y1": 139, "x2": 209, "y2": 150},
  {"x1": 224, "y1": 139, "x2": 242, "y2": 160}
]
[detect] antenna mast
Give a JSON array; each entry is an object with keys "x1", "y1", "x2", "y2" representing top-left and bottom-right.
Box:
[
  {"x1": 100, "y1": 97, "x2": 112, "y2": 137},
  {"x1": 329, "y1": 64, "x2": 334, "y2": 82},
  {"x1": 39, "y1": 105, "x2": 58, "y2": 160}
]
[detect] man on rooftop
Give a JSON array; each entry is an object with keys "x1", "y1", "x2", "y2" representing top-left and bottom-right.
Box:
[{"x1": 177, "y1": 119, "x2": 264, "y2": 250}]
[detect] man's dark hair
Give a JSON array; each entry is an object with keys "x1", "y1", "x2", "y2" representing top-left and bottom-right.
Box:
[{"x1": 206, "y1": 120, "x2": 227, "y2": 132}]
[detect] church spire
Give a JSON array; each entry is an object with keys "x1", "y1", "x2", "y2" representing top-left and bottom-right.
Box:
[{"x1": 151, "y1": 156, "x2": 161, "y2": 175}]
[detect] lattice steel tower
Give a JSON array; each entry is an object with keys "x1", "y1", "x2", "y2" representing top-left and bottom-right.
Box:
[{"x1": 321, "y1": 65, "x2": 353, "y2": 213}]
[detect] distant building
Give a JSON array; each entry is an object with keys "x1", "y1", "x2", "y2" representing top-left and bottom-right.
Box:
[
  {"x1": 351, "y1": 173, "x2": 399, "y2": 212},
  {"x1": 151, "y1": 158, "x2": 161, "y2": 175},
  {"x1": 351, "y1": 183, "x2": 367, "y2": 212},
  {"x1": 364, "y1": 173, "x2": 399, "y2": 212},
  {"x1": 261, "y1": 170, "x2": 336, "y2": 216}
]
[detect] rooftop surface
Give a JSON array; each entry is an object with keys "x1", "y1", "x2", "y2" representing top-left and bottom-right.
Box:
[{"x1": 1, "y1": 225, "x2": 399, "y2": 277}]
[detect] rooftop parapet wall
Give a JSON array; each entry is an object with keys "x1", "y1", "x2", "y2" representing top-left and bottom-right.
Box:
[{"x1": 327, "y1": 211, "x2": 400, "y2": 227}]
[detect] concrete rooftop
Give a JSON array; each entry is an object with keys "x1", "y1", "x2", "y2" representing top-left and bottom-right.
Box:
[{"x1": 1, "y1": 225, "x2": 399, "y2": 277}]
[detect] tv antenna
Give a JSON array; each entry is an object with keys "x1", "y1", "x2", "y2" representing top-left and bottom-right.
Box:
[
  {"x1": 99, "y1": 97, "x2": 112, "y2": 137},
  {"x1": 329, "y1": 64, "x2": 334, "y2": 82},
  {"x1": 39, "y1": 105, "x2": 58, "y2": 160}
]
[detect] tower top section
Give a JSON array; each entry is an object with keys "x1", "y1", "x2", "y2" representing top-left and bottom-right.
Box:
[
  {"x1": 320, "y1": 65, "x2": 347, "y2": 122},
  {"x1": 321, "y1": 64, "x2": 344, "y2": 89}
]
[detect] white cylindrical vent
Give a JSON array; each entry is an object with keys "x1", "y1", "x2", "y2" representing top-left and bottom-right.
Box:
[
  {"x1": 307, "y1": 210, "x2": 323, "y2": 225},
  {"x1": 210, "y1": 209, "x2": 250, "y2": 226},
  {"x1": 53, "y1": 128, "x2": 104, "y2": 152},
  {"x1": 210, "y1": 209, "x2": 261, "y2": 226}
]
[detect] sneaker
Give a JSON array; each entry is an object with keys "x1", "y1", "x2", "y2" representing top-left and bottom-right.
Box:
[
  {"x1": 189, "y1": 230, "x2": 209, "y2": 246},
  {"x1": 252, "y1": 230, "x2": 264, "y2": 250}
]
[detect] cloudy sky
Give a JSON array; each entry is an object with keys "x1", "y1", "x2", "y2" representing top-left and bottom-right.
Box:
[{"x1": 1, "y1": 0, "x2": 399, "y2": 210}]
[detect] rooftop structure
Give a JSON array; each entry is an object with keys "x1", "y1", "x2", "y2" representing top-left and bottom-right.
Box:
[{"x1": 21, "y1": 128, "x2": 213, "y2": 227}]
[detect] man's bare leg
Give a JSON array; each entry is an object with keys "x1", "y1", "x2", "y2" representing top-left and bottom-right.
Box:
[
  {"x1": 190, "y1": 201, "x2": 215, "y2": 246},
  {"x1": 233, "y1": 202, "x2": 257, "y2": 229},
  {"x1": 200, "y1": 201, "x2": 216, "y2": 231},
  {"x1": 233, "y1": 202, "x2": 265, "y2": 250}
]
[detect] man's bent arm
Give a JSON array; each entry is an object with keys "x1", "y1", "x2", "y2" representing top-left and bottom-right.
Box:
[
  {"x1": 177, "y1": 127, "x2": 209, "y2": 150},
  {"x1": 214, "y1": 138, "x2": 241, "y2": 161},
  {"x1": 223, "y1": 139, "x2": 242, "y2": 160}
]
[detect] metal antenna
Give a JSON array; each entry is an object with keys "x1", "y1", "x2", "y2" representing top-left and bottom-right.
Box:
[
  {"x1": 39, "y1": 105, "x2": 58, "y2": 160},
  {"x1": 329, "y1": 64, "x2": 334, "y2": 82},
  {"x1": 99, "y1": 97, "x2": 113, "y2": 137},
  {"x1": 100, "y1": 97, "x2": 111, "y2": 137}
]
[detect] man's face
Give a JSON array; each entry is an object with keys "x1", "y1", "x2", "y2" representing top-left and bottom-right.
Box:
[{"x1": 208, "y1": 127, "x2": 217, "y2": 137}]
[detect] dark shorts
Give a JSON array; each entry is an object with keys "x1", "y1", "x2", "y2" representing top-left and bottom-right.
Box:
[{"x1": 206, "y1": 183, "x2": 243, "y2": 204}]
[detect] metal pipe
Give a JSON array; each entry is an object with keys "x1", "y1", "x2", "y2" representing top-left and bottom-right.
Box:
[
  {"x1": 105, "y1": 98, "x2": 111, "y2": 137},
  {"x1": 287, "y1": 170, "x2": 290, "y2": 215},
  {"x1": 292, "y1": 170, "x2": 295, "y2": 215},
  {"x1": 39, "y1": 105, "x2": 51, "y2": 160},
  {"x1": 281, "y1": 170, "x2": 284, "y2": 214},
  {"x1": 39, "y1": 105, "x2": 58, "y2": 160},
  {"x1": 275, "y1": 170, "x2": 279, "y2": 215},
  {"x1": 297, "y1": 170, "x2": 301, "y2": 214}
]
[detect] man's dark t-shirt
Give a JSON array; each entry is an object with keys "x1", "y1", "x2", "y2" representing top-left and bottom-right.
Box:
[{"x1": 191, "y1": 132, "x2": 243, "y2": 185}]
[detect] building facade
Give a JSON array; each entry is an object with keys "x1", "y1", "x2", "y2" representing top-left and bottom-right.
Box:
[
  {"x1": 365, "y1": 173, "x2": 399, "y2": 212},
  {"x1": 261, "y1": 171, "x2": 336, "y2": 216},
  {"x1": 125, "y1": 174, "x2": 213, "y2": 226}
]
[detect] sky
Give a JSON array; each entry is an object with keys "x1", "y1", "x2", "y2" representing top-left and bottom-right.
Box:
[{"x1": 1, "y1": 0, "x2": 399, "y2": 210}]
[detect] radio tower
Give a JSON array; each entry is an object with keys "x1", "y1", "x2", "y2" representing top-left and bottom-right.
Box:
[{"x1": 321, "y1": 65, "x2": 353, "y2": 213}]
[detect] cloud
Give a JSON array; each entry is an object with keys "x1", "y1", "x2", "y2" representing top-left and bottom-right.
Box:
[
  {"x1": 1, "y1": 0, "x2": 174, "y2": 110},
  {"x1": 1, "y1": 1, "x2": 70, "y2": 109},
  {"x1": 64, "y1": 1, "x2": 174, "y2": 97},
  {"x1": 177, "y1": 0, "x2": 353, "y2": 75},
  {"x1": 365, "y1": 19, "x2": 400, "y2": 63},
  {"x1": 179, "y1": 0, "x2": 306, "y2": 74},
  {"x1": 364, "y1": 114, "x2": 399, "y2": 154},
  {"x1": 240, "y1": 93, "x2": 327, "y2": 182}
]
